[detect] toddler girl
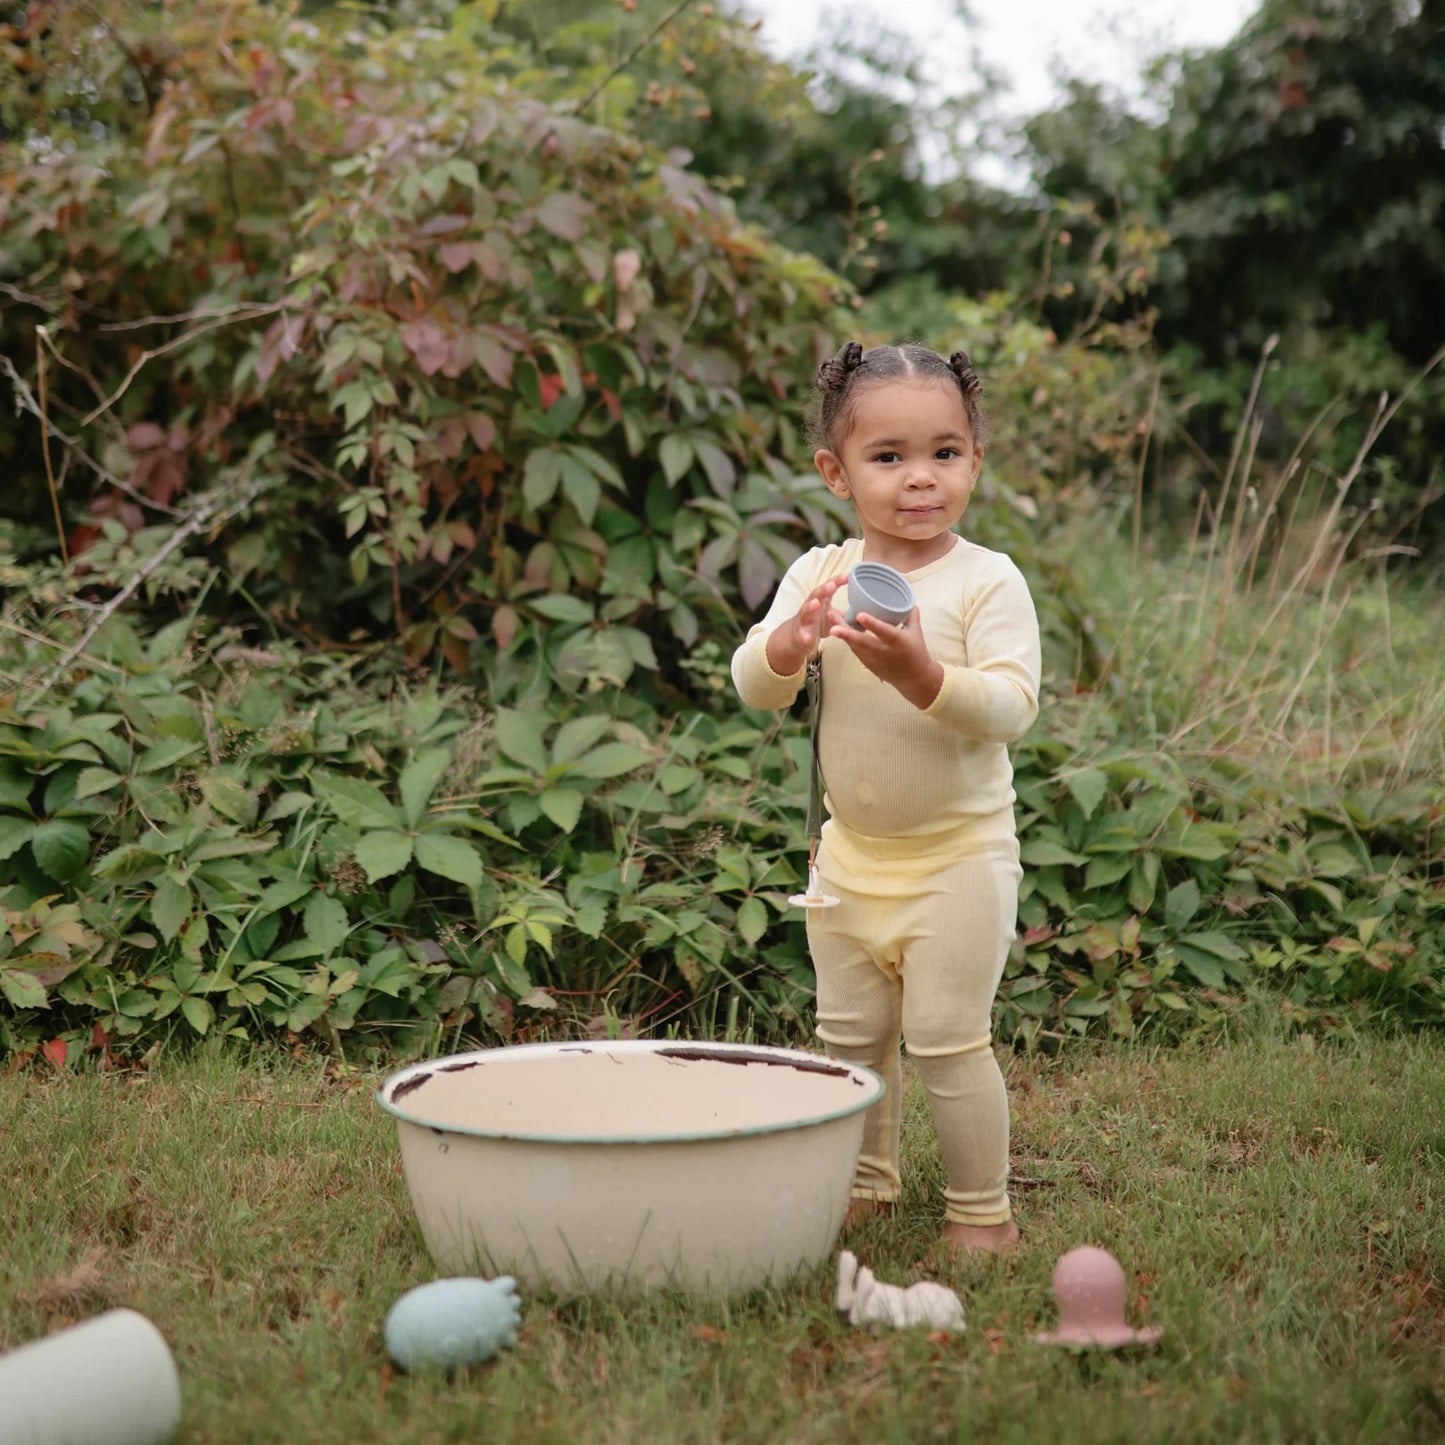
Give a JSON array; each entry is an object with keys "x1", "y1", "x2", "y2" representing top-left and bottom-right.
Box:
[{"x1": 730, "y1": 341, "x2": 1041, "y2": 1256}]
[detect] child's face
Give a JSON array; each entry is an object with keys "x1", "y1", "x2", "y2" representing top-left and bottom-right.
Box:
[{"x1": 813, "y1": 379, "x2": 982, "y2": 566}]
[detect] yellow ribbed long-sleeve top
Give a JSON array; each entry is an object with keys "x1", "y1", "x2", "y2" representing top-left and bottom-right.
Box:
[{"x1": 731, "y1": 535, "x2": 1041, "y2": 880}]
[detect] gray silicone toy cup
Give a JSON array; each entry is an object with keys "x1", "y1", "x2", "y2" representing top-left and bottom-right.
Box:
[{"x1": 844, "y1": 562, "x2": 916, "y2": 628}]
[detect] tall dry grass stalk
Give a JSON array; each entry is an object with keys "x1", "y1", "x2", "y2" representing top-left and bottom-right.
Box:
[{"x1": 1093, "y1": 343, "x2": 1445, "y2": 793}]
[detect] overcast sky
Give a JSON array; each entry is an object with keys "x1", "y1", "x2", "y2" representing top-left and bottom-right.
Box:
[{"x1": 743, "y1": 0, "x2": 1260, "y2": 125}]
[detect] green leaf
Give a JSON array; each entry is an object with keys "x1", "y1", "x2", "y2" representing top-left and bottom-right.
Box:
[
  {"x1": 567, "y1": 444, "x2": 623, "y2": 489},
  {"x1": 736, "y1": 896, "x2": 768, "y2": 946},
  {"x1": 1128, "y1": 854, "x2": 1159, "y2": 914},
  {"x1": 523, "y1": 448, "x2": 563, "y2": 509},
  {"x1": 1165, "y1": 878, "x2": 1201, "y2": 929},
  {"x1": 494, "y1": 708, "x2": 549, "y2": 772},
  {"x1": 1064, "y1": 995, "x2": 1112, "y2": 1017},
  {"x1": 659, "y1": 435, "x2": 693, "y2": 485},
  {"x1": 569, "y1": 742, "x2": 651, "y2": 780},
  {"x1": 1019, "y1": 839, "x2": 1090, "y2": 868},
  {"x1": 551, "y1": 715, "x2": 611, "y2": 765},
  {"x1": 43, "y1": 769, "x2": 81, "y2": 816},
  {"x1": 1157, "y1": 825, "x2": 1232, "y2": 861},
  {"x1": 135, "y1": 739, "x2": 203, "y2": 773},
  {"x1": 0, "y1": 969, "x2": 47, "y2": 1009},
  {"x1": 151, "y1": 877, "x2": 192, "y2": 944},
  {"x1": 1179, "y1": 931, "x2": 1247, "y2": 961},
  {"x1": 354, "y1": 831, "x2": 413, "y2": 883},
  {"x1": 30, "y1": 819, "x2": 91, "y2": 880},
  {"x1": 692, "y1": 440, "x2": 737, "y2": 496},
  {"x1": 538, "y1": 788, "x2": 584, "y2": 833},
  {"x1": 1309, "y1": 840, "x2": 1364, "y2": 877},
  {"x1": 1175, "y1": 947, "x2": 1226, "y2": 989},
  {"x1": 303, "y1": 893, "x2": 350, "y2": 957},
  {"x1": 258, "y1": 878, "x2": 313, "y2": 915},
  {"x1": 414, "y1": 833, "x2": 483, "y2": 889},
  {"x1": 1083, "y1": 853, "x2": 1132, "y2": 890},
  {"x1": 0, "y1": 816, "x2": 36, "y2": 863},
  {"x1": 0, "y1": 762, "x2": 32, "y2": 810},
  {"x1": 93, "y1": 843, "x2": 165, "y2": 882},
  {"x1": 1063, "y1": 768, "x2": 1110, "y2": 820},
  {"x1": 263, "y1": 791, "x2": 314, "y2": 823},
  {"x1": 74, "y1": 767, "x2": 123, "y2": 800},
  {"x1": 400, "y1": 747, "x2": 453, "y2": 829},
  {"x1": 529, "y1": 594, "x2": 594, "y2": 624},
  {"x1": 201, "y1": 773, "x2": 255, "y2": 826},
  {"x1": 314, "y1": 773, "x2": 402, "y2": 829},
  {"x1": 181, "y1": 995, "x2": 215, "y2": 1035},
  {"x1": 560, "y1": 453, "x2": 602, "y2": 524}
]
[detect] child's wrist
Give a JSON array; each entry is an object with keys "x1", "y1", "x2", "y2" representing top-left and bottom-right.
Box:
[
  {"x1": 902, "y1": 661, "x2": 945, "y2": 711},
  {"x1": 765, "y1": 627, "x2": 806, "y2": 677}
]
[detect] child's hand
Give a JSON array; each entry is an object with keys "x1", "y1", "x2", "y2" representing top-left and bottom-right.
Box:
[
  {"x1": 766, "y1": 575, "x2": 848, "y2": 677},
  {"x1": 829, "y1": 607, "x2": 945, "y2": 710}
]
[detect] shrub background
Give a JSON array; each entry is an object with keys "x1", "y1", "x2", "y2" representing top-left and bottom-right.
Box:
[{"x1": 1, "y1": 0, "x2": 1441, "y2": 1064}]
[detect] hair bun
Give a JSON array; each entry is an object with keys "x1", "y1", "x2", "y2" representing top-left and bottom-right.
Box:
[
  {"x1": 817, "y1": 340, "x2": 865, "y2": 393},
  {"x1": 949, "y1": 350, "x2": 981, "y2": 396}
]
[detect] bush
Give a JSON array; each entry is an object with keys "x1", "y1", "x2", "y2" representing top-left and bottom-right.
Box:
[{"x1": 1, "y1": 3, "x2": 1440, "y2": 1063}]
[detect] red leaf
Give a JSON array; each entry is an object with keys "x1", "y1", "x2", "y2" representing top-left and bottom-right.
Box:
[
  {"x1": 537, "y1": 373, "x2": 565, "y2": 410},
  {"x1": 418, "y1": 213, "x2": 469, "y2": 238},
  {"x1": 438, "y1": 241, "x2": 482, "y2": 274},
  {"x1": 126, "y1": 423, "x2": 166, "y2": 452},
  {"x1": 439, "y1": 631, "x2": 471, "y2": 673},
  {"x1": 400, "y1": 317, "x2": 451, "y2": 377},
  {"x1": 90, "y1": 1023, "x2": 109, "y2": 1051},
  {"x1": 474, "y1": 334, "x2": 514, "y2": 388},
  {"x1": 42, "y1": 1038, "x2": 68, "y2": 1069},
  {"x1": 491, "y1": 605, "x2": 519, "y2": 651},
  {"x1": 464, "y1": 412, "x2": 496, "y2": 452},
  {"x1": 534, "y1": 191, "x2": 593, "y2": 242}
]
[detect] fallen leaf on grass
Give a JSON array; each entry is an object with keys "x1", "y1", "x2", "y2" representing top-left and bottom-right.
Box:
[
  {"x1": 694, "y1": 1324, "x2": 726, "y2": 1344},
  {"x1": 378, "y1": 1362, "x2": 395, "y2": 1404}
]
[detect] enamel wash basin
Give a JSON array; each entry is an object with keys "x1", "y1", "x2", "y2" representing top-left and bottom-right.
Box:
[{"x1": 378, "y1": 1040, "x2": 884, "y2": 1294}]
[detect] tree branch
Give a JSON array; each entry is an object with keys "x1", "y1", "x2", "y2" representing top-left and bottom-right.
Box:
[
  {"x1": 0, "y1": 352, "x2": 184, "y2": 518},
  {"x1": 574, "y1": 0, "x2": 699, "y2": 116},
  {"x1": 32, "y1": 479, "x2": 267, "y2": 696},
  {"x1": 80, "y1": 303, "x2": 287, "y2": 427}
]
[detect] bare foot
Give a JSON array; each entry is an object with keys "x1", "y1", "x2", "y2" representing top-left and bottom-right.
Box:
[
  {"x1": 843, "y1": 1197, "x2": 893, "y2": 1230},
  {"x1": 940, "y1": 1219, "x2": 1019, "y2": 1257}
]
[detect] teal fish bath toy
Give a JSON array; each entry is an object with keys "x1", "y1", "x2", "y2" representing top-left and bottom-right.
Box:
[{"x1": 384, "y1": 1276, "x2": 522, "y2": 1372}]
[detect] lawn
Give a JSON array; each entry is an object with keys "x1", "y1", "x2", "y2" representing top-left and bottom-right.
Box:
[{"x1": 3, "y1": 1020, "x2": 1442, "y2": 1443}]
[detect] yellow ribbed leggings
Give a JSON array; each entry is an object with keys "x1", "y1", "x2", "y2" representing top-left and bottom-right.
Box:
[{"x1": 806, "y1": 841, "x2": 1022, "y2": 1227}]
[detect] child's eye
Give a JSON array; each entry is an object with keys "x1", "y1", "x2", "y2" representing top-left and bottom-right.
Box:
[
  {"x1": 872, "y1": 451, "x2": 899, "y2": 464},
  {"x1": 935, "y1": 448, "x2": 959, "y2": 460}
]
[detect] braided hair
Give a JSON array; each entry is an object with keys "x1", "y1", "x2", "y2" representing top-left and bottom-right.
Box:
[{"x1": 808, "y1": 341, "x2": 987, "y2": 455}]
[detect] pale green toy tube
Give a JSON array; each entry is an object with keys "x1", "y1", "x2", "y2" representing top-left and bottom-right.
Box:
[{"x1": 0, "y1": 1309, "x2": 181, "y2": 1445}]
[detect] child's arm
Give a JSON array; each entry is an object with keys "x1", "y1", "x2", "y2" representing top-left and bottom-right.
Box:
[
  {"x1": 730, "y1": 556, "x2": 847, "y2": 710},
  {"x1": 922, "y1": 560, "x2": 1040, "y2": 742},
  {"x1": 829, "y1": 558, "x2": 1040, "y2": 742}
]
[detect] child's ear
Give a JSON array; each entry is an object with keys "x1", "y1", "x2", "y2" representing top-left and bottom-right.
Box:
[
  {"x1": 815, "y1": 448, "x2": 851, "y2": 499},
  {"x1": 971, "y1": 444, "x2": 985, "y2": 480}
]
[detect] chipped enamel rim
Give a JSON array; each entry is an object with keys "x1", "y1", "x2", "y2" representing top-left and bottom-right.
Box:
[{"x1": 376, "y1": 1039, "x2": 885, "y2": 1146}]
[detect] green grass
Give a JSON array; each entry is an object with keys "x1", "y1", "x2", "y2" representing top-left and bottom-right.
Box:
[{"x1": 3, "y1": 1021, "x2": 1443, "y2": 1443}]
